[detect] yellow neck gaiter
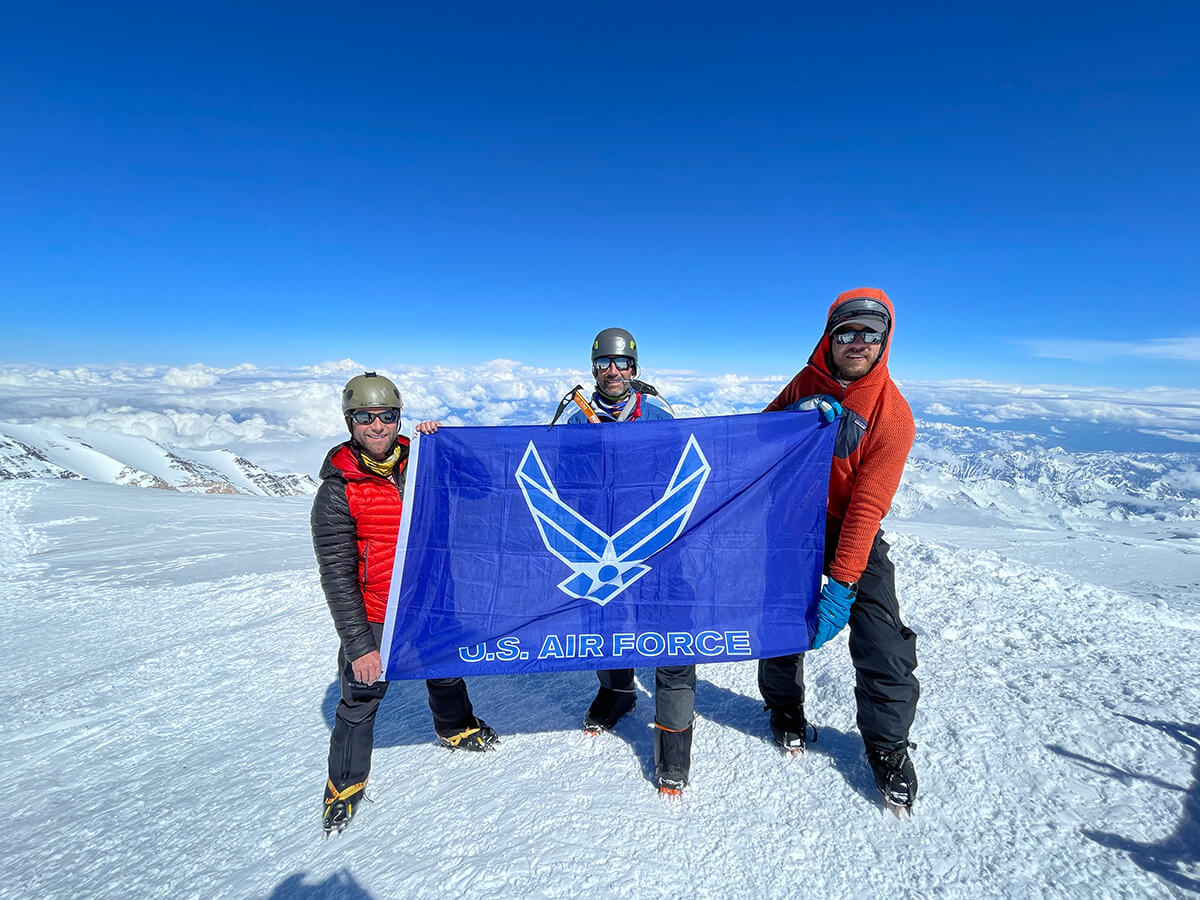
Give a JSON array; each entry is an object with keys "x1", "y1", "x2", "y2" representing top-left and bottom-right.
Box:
[{"x1": 360, "y1": 444, "x2": 402, "y2": 478}]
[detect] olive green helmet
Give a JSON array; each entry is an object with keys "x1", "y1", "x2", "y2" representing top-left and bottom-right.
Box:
[
  {"x1": 341, "y1": 371, "x2": 403, "y2": 413},
  {"x1": 591, "y1": 327, "x2": 638, "y2": 366}
]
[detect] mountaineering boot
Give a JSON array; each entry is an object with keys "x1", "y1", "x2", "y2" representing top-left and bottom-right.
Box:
[
  {"x1": 654, "y1": 724, "x2": 693, "y2": 797},
  {"x1": 584, "y1": 687, "x2": 636, "y2": 733},
  {"x1": 766, "y1": 704, "x2": 816, "y2": 754},
  {"x1": 323, "y1": 779, "x2": 366, "y2": 835},
  {"x1": 437, "y1": 718, "x2": 500, "y2": 751},
  {"x1": 867, "y1": 743, "x2": 918, "y2": 812}
]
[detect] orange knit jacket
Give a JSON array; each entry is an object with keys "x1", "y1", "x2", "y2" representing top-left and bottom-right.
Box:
[{"x1": 764, "y1": 288, "x2": 914, "y2": 583}]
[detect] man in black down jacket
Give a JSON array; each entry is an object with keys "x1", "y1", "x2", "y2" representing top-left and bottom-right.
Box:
[{"x1": 313, "y1": 371, "x2": 498, "y2": 835}]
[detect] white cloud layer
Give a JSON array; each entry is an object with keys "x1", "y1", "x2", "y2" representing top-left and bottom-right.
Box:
[
  {"x1": 162, "y1": 366, "x2": 221, "y2": 388},
  {"x1": 1, "y1": 364, "x2": 1197, "y2": 467},
  {"x1": 902, "y1": 379, "x2": 1200, "y2": 436}
]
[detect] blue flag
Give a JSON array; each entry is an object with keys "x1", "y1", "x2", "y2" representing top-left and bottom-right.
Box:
[{"x1": 381, "y1": 411, "x2": 835, "y2": 680}]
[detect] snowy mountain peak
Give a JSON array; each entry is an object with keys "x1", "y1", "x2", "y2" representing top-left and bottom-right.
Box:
[
  {"x1": 0, "y1": 423, "x2": 316, "y2": 497},
  {"x1": 894, "y1": 420, "x2": 1200, "y2": 531},
  {"x1": 0, "y1": 433, "x2": 83, "y2": 482}
]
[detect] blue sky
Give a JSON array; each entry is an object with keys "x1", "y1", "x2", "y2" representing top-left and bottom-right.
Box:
[{"x1": 2, "y1": 2, "x2": 1197, "y2": 387}]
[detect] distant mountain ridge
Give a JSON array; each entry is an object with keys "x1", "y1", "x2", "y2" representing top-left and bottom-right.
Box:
[
  {"x1": 895, "y1": 419, "x2": 1200, "y2": 530},
  {"x1": 0, "y1": 423, "x2": 316, "y2": 497},
  {"x1": 3, "y1": 417, "x2": 1198, "y2": 519}
]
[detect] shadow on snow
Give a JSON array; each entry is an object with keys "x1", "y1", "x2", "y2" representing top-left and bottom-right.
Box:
[
  {"x1": 264, "y1": 870, "x2": 372, "y2": 899},
  {"x1": 1049, "y1": 714, "x2": 1199, "y2": 894},
  {"x1": 321, "y1": 668, "x2": 635, "y2": 748},
  {"x1": 319, "y1": 669, "x2": 879, "y2": 801},
  {"x1": 695, "y1": 678, "x2": 880, "y2": 807}
]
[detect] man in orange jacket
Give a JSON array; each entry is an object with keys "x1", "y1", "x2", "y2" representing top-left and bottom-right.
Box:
[{"x1": 759, "y1": 289, "x2": 920, "y2": 813}]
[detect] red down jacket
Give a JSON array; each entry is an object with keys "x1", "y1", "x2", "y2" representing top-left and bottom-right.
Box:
[{"x1": 311, "y1": 437, "x2": 410, "y2": 663}]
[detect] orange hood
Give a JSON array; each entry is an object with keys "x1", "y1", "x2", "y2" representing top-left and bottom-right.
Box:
[{"x1": 807, "y1": 287, "x2": 896, "y2": 388}]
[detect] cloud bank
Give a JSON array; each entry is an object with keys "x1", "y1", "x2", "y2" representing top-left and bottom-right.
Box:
[
  {"x1": 1, "y1": 364, "x2": 1197, "y2": 466},
  {"x1": 901, "y1": 379, "x2": 1200, "y2": 440}
]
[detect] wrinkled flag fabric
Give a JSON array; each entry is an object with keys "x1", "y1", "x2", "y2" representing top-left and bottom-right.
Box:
[{"x1": 380, "y1": 411, "x2": 835, "y2": 680}]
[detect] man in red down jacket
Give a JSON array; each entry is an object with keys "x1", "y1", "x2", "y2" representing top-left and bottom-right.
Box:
[
  {"x1": 759, "y1": 288, "x2": 920, "y2": 813},
  {"x1": 312, "y1": 371, "x2": 498, "y2": 835}
]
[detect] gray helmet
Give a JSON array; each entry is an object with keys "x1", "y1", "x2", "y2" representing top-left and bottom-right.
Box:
[
  {"x1": 591, "y1": 327, "x2": 638, "y2": 365},
  {"x1": 341, "y1": 371, "x2": 403, "y2": 413},
  {"x1": 826, "y1": 297, "x2": 891, "y2": 335}
]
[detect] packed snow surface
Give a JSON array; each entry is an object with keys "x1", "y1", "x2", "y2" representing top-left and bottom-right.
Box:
[
  {"x1": 3, "y1": 471, "x2": 1198, "y2": 899},
  {"x1": 2, "y1": 362, "x2": 1198, "y2": 897}
]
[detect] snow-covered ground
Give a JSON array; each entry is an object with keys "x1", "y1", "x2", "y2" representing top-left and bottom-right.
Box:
[
  {"x1": 3, "y1": 362, "x2": 1198, "y2": 897},
  {"x1": 4, "y1": 469, "x2": 1198, "y2": 898}
]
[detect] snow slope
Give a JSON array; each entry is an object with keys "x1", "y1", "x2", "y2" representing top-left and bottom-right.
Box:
[
  {"x1": 0, "y1": 423, "x2": 315, "y2": 496},
  {"x1": 3, "y1": 474, "x2": 1197, "y2": 899}
]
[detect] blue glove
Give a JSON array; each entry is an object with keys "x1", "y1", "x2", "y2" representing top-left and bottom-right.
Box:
[
  {"x1": 809, "y1": 578, "x2": 857, "y2": 650},
  {"x1": 814, "y1": 394, "x2": 843, "y2": 423},
  {"x1": 786, "y1": 394, "x2": 843, "y2": 423}
]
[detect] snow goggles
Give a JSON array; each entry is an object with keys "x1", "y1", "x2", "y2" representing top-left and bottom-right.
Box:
[
  {"x1": 593, "y1": 356, "x2": 635, "y2": 372},
  {"x1": 832, "y1": 329, "x2": 885, "y2": 345},
  {"x1": 348, "y1": 409, "x2": 401, "y2": 425}
]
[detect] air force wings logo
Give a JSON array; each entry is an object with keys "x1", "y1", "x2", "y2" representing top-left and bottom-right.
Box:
[{"x1": 516, "y1": 435, "x2": 711, "y2": 605}]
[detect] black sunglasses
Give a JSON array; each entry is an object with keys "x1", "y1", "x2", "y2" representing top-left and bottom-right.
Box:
[
  {"x1": 348, "y1": 409, "x2": 401, "y2": 425},
  {"x1": 832, "y1": 330, "x2": 884, "y2": 345},
  {"x1": 593, "y1": 356, "x2": 635, "y2": 372}
]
